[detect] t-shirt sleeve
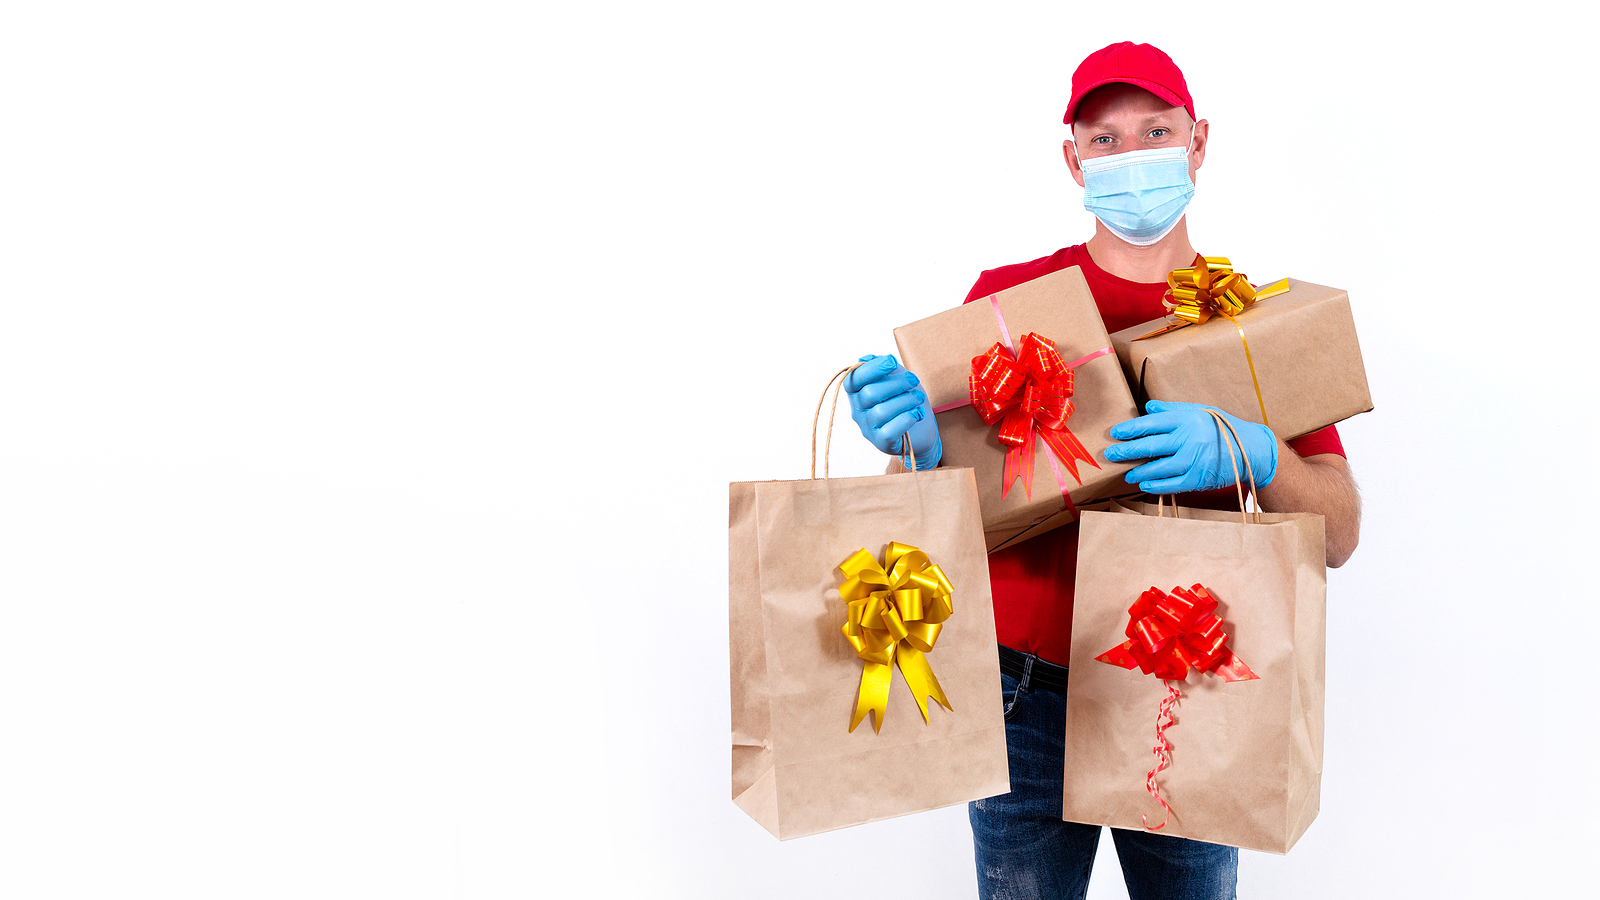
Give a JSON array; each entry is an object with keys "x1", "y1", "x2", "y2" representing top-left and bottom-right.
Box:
[
  {"x1": 964, "y1": 269, "x2": 1004, "y2": 304},
  {"x1": 1287, "y1": 424, "x2": 1345, "y2": 458}
]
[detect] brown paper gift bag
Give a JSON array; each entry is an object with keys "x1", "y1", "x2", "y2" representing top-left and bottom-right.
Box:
[
  {"x1": 1108, "y1": 276, "x2": 1372, "y2": 440},
  {"x1": 894, "y1": 266, "x2": 1140, "y2": 553},
  {"x1": 729, "y1": 367, "x2": 1009, "y2": 840},
  {"x1": 1061, "y1": 414, "x2": 1327, "y2": 853}
]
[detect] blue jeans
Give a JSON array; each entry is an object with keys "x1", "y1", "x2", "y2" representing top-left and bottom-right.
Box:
[{"x1": 968, "y1": 662, "x2": 1237, "y2": 900}]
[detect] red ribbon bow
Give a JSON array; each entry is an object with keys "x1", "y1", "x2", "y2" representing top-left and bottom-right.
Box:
[
  {"x1": 1096, "y1": 583, "x2": 1258, "y2": 830},
  {"x1": 1095, "y1": 584, "x2": 1258, "y2": 682},
  {"x1": 969, "y1": 332, "x2": 1100, "y2": 499}
]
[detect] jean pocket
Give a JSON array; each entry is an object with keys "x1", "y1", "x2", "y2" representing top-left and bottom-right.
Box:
[{"x1": 1000, "y1": 671, "x2": 1026, "y2": 721}]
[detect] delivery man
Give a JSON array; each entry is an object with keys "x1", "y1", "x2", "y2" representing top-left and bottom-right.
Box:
[{"x1": 844, "y1": 42, "x2": 1360, "y2": 899}]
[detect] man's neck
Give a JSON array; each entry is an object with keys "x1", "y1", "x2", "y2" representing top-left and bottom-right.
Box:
[{"x1": 1083, "y1": 219, "x2": 1197, "y2": 285}]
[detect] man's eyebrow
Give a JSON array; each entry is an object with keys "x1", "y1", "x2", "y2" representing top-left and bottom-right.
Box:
[{"x1": 1076, "y1": 112, "x2": 1186, "y2": 131}]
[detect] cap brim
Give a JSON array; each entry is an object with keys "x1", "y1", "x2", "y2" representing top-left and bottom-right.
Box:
[{"x1": 1065, "y1": 77, "x2": 1189, "y2": 124}]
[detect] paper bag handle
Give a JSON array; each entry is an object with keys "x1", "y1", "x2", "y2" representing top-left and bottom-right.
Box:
[
  {"x1": 1155, "y1": 494, "x2": 1180, "y2": 519},
  {"x1": 811, "y1": 363, "x2": 913, "y2": 481},
  {"x1": 1205, "y1": 408, "x2": 1260, "y2": 524},
  {"x1": 1153, "y1": 410, "x2": 1261, "y2": 525}
]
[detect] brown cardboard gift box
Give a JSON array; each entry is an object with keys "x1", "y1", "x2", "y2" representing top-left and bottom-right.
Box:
[
  {"x1": 1108, "y1": 278, "x2": 1373, "y2": 440},
  {"x1": 894, "y1": 266, "x2": 1139, "y2": 552}
]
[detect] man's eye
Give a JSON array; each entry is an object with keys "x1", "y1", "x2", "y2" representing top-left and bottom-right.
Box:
[
  {"x1": 1093, "y1": 136, "x2": 1114, "y2": 144},
  {"x1": 1149, "y1": 128, "x2": 1169, "y2": 139}
]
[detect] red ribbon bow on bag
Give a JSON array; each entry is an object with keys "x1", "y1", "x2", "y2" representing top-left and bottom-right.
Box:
[
  {"x1": 1096, "y1": 583, "x2": 1258, "y2": 830},
  {"x1": 969, "y1": 332, "x2": 1100, "y2": 499},
  {"x1": 1096, "y1": 584, "x2": 1258, "y2": 682}
]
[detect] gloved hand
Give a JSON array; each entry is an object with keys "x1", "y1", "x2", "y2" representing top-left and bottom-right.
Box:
[
  {"x1": 845, "y1": 354, "x2": 942, "y2": 470},
  {"x1": 1103, "y1": 400, "x2": 1278, "y2": 493}
]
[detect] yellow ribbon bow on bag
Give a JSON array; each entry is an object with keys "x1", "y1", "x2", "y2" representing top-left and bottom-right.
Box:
[{"x1": 837, "y1": 542, "x2": 955, "y2": 734}]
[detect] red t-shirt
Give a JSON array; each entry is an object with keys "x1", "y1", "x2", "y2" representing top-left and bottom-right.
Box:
[{"x1": 963, "y1": 244, "x2": 1346, "y2": 666}]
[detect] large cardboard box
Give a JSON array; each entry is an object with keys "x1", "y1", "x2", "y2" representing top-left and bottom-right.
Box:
[
  {"x1": 1108, "y1": 278, "x2": 1372, "y2": 439},
  {"x1": 894, "y1": 266, "x2": 1139, "y2": 552}
]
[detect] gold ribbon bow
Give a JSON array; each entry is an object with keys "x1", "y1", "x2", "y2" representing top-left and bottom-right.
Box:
[
  {"x1": 1145, "y1": 256, "x2": 1289, "y2": 328},
  {"x1": 837, "y1": 542, "x2": 955, "y2": 734},
  {"x1": 1136, "y1": 256, "x2": 1290, "y2": 426}
]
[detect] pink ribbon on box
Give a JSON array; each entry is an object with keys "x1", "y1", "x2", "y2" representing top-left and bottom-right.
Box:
[{"x1": 931, "y1": 295, "x2": 1114, "y2": 510}]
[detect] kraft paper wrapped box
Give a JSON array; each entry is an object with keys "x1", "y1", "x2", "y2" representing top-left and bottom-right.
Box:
[
  {"x1": 1108, "y1": 278, "x2": 1373, "y2": 440},
  {"x1": 894, "y1": 266, "x2": 1139, "y2": 553}
]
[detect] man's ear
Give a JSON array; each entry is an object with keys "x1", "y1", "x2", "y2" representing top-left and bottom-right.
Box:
[
  {"x1": 1189, "y1": 118, "x2": 1209, "y2": 180},
  {"x1": 1063, "y1": 140, "x2": 1086, "y2": 188}
]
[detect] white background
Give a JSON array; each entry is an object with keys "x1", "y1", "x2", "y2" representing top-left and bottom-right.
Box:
[{"x1": 1, "y1": 2, "x2": 1594, "y2": 897}]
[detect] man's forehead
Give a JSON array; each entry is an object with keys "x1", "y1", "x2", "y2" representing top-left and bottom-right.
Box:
[{"x1": 1073, "y1": 84, "x2": 1190, "y2": 129}]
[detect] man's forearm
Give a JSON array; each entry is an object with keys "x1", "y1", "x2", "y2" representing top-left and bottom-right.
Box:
[{"x1": 1257, "y1": 447, "x2": 1361, "y2": 567}]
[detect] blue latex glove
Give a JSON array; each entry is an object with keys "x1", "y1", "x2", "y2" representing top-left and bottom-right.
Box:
[
  {"x1": 845, "y1": 354, "x2": 942, "y2": 470},
  {"x1": 1103, "y1": 400, "x2": 1278, "y2": 493}
]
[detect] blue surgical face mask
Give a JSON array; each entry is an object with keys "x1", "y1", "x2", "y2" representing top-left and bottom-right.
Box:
[{"x1": 1078, "y1": 136, "x2": 1195, "y2": 247}]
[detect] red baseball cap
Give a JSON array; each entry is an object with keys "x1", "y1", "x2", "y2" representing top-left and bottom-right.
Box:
[{"x1": 1063, "y1": 42, "x2": 1194, "y2": 125}]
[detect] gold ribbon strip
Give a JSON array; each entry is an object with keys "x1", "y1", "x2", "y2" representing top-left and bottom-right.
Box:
[
  {"x1": 837, "y1": 542, "x2": 955, "y2": 734},
  {"x1": 1134, "y1": 256, "x2": 1289, "y2": 427}
]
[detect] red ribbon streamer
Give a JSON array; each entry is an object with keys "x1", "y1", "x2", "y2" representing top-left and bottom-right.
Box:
[
  {"x1": 1144, "y1": 680, "x2": 1181, "y2": 830},
  {"x1": 968, "y1": 332, "x2": 1101, "y2": 500},
  {"x1": 1096, "y1": 584, "x2": 1258, "y2": 830}
]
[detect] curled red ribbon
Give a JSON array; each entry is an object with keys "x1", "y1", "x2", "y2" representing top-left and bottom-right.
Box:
[
  {"x1": 968, "y1": 332, "x2": 1101, "y2": 500},
  {"x1": 1096, "y1": 583, "x2": 1258, "y2": 829},
  {"x1": 1144, "y1": 680, "x2": 1181, "y2": 830}
]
